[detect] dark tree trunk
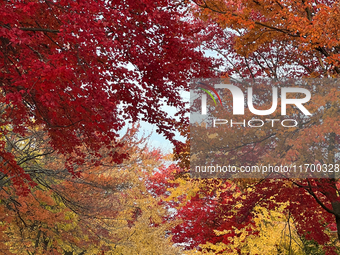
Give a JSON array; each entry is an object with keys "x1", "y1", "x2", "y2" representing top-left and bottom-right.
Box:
[{"x1": 331, "y1": 201, "x2": 340, "y2": 241}]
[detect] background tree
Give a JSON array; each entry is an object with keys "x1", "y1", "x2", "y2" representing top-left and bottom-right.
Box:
[
  {"x1": 169, "y1": 1, "x2": 340, "y2": 253},
  {"x1": 0, "y1": 125, "x2": 181, "y2": 254},
  {"x1": 193, "y1": 0, "x2": 340, "y2": 78}
]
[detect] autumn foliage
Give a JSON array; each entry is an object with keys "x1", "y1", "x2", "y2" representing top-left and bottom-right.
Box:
[
  {"x1": 0, "y1": 125, "x2": 183, "y2": 254},
  {"x1": 0, "y1": 0, "x2": 215, "y2": 194},
  {"x1": 2, "y1": 0, "x2": 340, "y2": 254},
  {"x1": 170, "y1": 0, "x2": 340, "y2": 254}
]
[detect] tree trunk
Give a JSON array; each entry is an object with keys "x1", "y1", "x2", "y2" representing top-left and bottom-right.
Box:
[{"x1": 331, "y1": 201, "x2": 340, "y2": 241}]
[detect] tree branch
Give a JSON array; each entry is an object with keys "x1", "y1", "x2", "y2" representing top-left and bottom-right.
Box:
[{"x1": 19, "y1": 27, "x2": 59, "y2": 33}]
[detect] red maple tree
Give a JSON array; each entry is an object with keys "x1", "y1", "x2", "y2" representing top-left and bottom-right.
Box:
[{"x1": 0, "y1": 0, "x2": 216, "y2": 194}]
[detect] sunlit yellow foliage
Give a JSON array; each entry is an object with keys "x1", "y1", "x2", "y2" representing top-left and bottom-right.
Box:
[
  {"x1": 184, "y1": 203, "x2": 307, "y2": 255},
  {"x1": 0, "y1": 125, "x2": 181, "y2": 254}
]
